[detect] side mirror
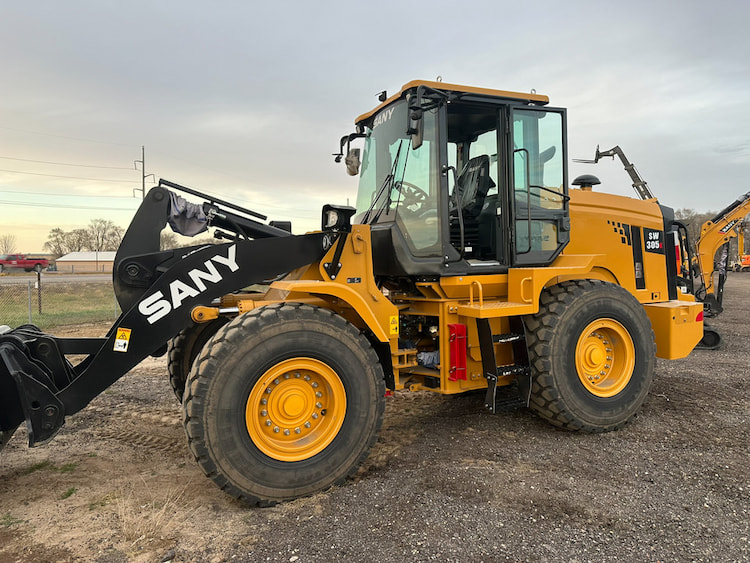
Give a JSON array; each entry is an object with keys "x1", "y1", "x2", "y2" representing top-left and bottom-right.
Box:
[
  {"x1": 540, "y1": 145, "x2": 556, "y2": 164},
  {"x1": 406, "y1": 93, "x2": 423, "y2": 150},
  {"x1": 345, "y1": 148, "x2": 361, "y2": 176}
]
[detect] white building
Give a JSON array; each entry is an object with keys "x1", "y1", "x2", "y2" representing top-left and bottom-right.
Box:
[{"x1": 55, "y1": 251, "x2": 116, "y2": 273}]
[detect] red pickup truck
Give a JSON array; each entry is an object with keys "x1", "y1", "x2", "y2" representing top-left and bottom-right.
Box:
[{"x1": 0, "y1": 254, "x2": 49, "y2": 273}]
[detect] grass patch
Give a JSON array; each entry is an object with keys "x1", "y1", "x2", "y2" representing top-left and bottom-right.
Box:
[
  {"x1": 0, "y1": 281, "x2": 120, "y2": 330},
  {"x1": 21, "y1": 460, "x2": 78, "y2": 475},
  {"x1": 116, "y1": 479, "x2": 197, "y2": 546},
  {"x1": 22, "y1": 461, "x2": 52, "y2": 475},
  {"x1": 88, "y1": 495, "x2": 112, "y2": 511},
  {"x1": 57, "y1": 462, "x2": 79, "y2": 473},
  {"x1": 0, "y1": 513, "x2": 23, "y2": 528},
  {"x1": 60, "y1": 487, "x2": 77, "y2": 500}
]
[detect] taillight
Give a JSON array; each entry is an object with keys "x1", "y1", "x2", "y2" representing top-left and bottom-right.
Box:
[{"x1": 696, "y1": 311, "x2": 704, "y2": 322}]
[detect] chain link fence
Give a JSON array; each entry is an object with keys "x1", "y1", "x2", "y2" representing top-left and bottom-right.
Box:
[{"x1": 0, "y1": 274, "x2": 121, "y2": 331}]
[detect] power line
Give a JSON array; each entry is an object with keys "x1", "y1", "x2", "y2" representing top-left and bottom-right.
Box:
[
  {"x1": 0, "y1": 199, "x2": 138, "y2": 212},
  {"x1": 0, "y1": 155, "x2": 134, "y2": 170},
  {"x1": 0, "y1": 168, "x2": 137, "y2": 183},
  {"x1": 0, "y1": 189, "x2": 136, "y2": 199}
]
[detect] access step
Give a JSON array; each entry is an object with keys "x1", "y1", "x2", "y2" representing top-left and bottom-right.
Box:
[
  {"x1": 493, "y1": 333, "x2": 524, "y2": 344},
  {"x1": 457, "y1": 301, "x2": 535, "y2": 318}
]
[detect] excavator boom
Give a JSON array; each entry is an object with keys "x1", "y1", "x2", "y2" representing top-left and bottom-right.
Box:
[{"x1": 694, "y1": 191, "x2": 750, "y2": 311}]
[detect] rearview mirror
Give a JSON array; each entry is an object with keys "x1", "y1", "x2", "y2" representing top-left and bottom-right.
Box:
[
  {"x1": 345, "y1": 148, "x2": 361, "y2": 176},
  {"x1": 406, "y1": 92, "x2": 423, "y2": 150}
]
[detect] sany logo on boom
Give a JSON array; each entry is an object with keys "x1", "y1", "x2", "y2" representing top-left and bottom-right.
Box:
[{"x1": 138, "y1": 245, "x2": 239, "y2": 324}]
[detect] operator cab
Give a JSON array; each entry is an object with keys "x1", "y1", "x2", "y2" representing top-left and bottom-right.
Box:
[{"x1": 338, "y1": 80, "x2": 570, "y2": 278}]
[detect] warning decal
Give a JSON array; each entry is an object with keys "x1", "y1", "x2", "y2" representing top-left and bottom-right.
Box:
[
  {"x1": 114, "y1": 328, "x2": 132, "y2": 352},
  {"x1": 389, "y1": 316, "x2": 399, "y2": 336}
]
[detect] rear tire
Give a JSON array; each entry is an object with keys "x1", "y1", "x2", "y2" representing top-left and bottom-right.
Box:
[
  {"x1": 524, "y1": 280, "x2": 655, "y2": 432},
  {"x1": 183, "y1": 303, "x2": 385, "y2": 505},
  {"x1": 33, "y1": 264, "x2": 43, "y2": 273},
  {"x1": 167, "y1": 317, "x2": 229, "y2": 400}
]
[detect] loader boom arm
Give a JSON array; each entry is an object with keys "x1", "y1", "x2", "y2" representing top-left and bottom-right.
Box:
[{"x1": 0, "y1": 184, "x2": 329, "y2": 452}]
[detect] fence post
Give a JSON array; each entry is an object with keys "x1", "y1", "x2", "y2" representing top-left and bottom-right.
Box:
[
  {"x1": 36, "y1": 271, "x2": 42, "y2": 314},
  {"x1": 27, "y1": 281, "x2": 32, "y2": 324}
]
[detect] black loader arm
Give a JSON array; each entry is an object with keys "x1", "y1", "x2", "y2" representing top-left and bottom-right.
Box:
[{"x1": 0, "y1": 183, "x2": 329, "y2": 452}]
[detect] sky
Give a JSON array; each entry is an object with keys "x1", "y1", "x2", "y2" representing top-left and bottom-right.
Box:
[{"x1": 1, "y1": 0, "x2": 749, "y2": 252}]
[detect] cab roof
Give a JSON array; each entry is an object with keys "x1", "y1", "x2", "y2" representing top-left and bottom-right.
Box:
[{"x1": 355, "y1": 79, "x2": 550, "y2": 125}]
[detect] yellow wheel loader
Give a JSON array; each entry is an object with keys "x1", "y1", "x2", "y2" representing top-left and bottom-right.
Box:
[{"x1": 1, "y1": 80, "x2": 704, "y2": 505}]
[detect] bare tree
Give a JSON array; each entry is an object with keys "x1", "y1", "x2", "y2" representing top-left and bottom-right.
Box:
[
  {"x1": 0, "y1": 233, "x2": 17, "y2": 254},
  {"x1": 45, "y1": 219, "x2": 125, "y2": 257},
  {"x1": 675, "y1": 208, "x2": 715, "y2": 250},
  {"x1": 160, "y1": 231, "x2": 178, "y2": 251},
  {"x1": 44, "y1": 228, "x2": 68, "y2": 258},
  {"x1": 67, "y1": 229, "x2": 91, "y2": 253},
  {"x1": 86, "y1": 219, "x2": 123, "y2": 252}
]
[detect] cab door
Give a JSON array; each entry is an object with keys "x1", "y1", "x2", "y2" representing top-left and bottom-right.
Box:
[{"x1": 510, "y1": 107, "x2": 570, "y2": 266}]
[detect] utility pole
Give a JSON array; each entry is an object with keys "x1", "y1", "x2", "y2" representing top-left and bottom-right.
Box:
[{"x1": 134, "y1": 145, "x2": 155, "y2": 199}]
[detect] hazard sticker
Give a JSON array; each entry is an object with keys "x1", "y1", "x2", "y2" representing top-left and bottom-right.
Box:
[
  {"x1": 389, "y1": 316, "x2": 399, "y2": 336},
  {"x1": 114, "y1": 328, "x2": 132, "y2": 352}
]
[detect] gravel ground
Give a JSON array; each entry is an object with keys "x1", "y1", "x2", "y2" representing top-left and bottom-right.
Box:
[{"x1": 1, "y1": 275, "x2": 749, "y2": 562}]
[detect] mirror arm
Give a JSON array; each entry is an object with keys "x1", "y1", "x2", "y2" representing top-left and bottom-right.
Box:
[{"x1": 333, "y1": 132, "x2": 365, "y2": 163}]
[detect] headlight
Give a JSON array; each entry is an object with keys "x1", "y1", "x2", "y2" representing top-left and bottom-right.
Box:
[{"x1": 321, "y1": 205, "x2": 356, "y2": 232}]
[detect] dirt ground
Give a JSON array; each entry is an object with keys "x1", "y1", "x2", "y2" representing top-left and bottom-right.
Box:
[{"x1": 1, "y1": 275, "x2": 749, "y2": 563}]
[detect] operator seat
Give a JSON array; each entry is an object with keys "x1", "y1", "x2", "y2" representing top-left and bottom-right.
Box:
[{"x1": 450, "y1": 155, "x2": 496, "y2": 258}]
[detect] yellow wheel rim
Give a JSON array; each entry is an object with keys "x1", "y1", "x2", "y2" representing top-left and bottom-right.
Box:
[
  {"x1": 575, "y1": 319, "x2": 635, "y2": 398},
  {"x1": 246, "y1": 358, "x2": 346, "y2": 462}
]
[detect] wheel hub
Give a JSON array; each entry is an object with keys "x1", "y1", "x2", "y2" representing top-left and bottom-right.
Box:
[
  {"x1": 246, "y1": 358, "x2": 346, "y2": 462},
  {"x1": 575, "y1": 319, "x2": 635, "y2": 398}
]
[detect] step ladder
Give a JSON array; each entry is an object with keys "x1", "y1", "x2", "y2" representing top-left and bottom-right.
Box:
[{"x1": 476, "y1": 317, "x2": 531, "y2": 413}]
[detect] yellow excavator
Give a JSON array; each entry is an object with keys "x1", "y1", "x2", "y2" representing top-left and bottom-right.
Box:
[
  {"x1": 732, "y1": 220, "x2": 750, "y2": 271},
  {"x1": 684, "y1": 193, "x2": 750, "y2": 347}
]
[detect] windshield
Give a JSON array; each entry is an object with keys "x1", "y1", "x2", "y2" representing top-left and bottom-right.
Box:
[{"x1": 354, "y1": 100, "x2": 441, "y2": 256}]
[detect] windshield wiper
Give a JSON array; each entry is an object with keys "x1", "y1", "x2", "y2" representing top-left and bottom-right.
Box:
[{"x1": 362, "y1": 140, "x2": 405, "y2": 224}]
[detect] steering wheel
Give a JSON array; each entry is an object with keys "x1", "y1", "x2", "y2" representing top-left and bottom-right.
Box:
[{"x1": 395, "y1": 181, "x2": 428, "y2": 213}]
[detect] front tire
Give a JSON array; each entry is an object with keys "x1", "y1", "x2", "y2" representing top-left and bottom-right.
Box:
[
  {"x1": 167, "y1": 317, "x2": 229, "y2": 400},
  {"x1": 183, "y1": 304, "x2": 385, "y2": 505},
  {"x1": 524, "y1": 280, "x2": 655, "y2": 432}
]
